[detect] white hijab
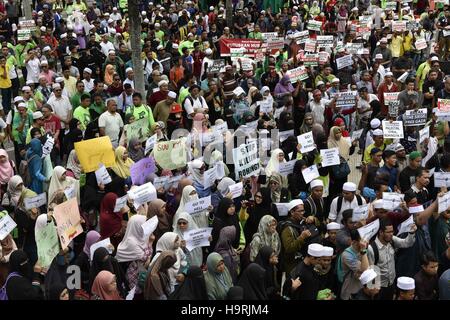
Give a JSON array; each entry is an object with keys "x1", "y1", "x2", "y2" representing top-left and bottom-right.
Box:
[
  {"x1": 173, "y1": 185, "x2": 198, "y2": 228},
  {"x1": 115, "y1": 215, "x2": 148, "y2": 263},
  {"x1": 174, "y1": 212, "x2": 203, "y2": 267},
  {"x1": 265, "y1": 148, "x2": 285, "y2": 177},
  {"x1": 47, "y1": 166, "x2": 80, "y2": 205},
  {"x1": 187, "y1": 159, "x2": 204, "y2": 184}
]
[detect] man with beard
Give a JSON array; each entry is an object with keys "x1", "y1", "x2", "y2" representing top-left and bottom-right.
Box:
[{"x1": 315, "y1": 246, "x2": 336, "y2": 295}]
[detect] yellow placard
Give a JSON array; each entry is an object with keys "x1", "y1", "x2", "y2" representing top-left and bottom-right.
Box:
[{"x1": 74, "y1": 136, "x2": 116, "y2": 173}]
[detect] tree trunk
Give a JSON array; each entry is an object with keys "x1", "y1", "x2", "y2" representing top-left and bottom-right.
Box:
[
  {"x1": 22, "y1": 0, "x2": 32, "y2": 20},
  {"x1": 226, "y1": 0, "x2": 233, "y2": 29},
  {"x1": 128, "y1": 0, "x2": 145, "y2": 95}
]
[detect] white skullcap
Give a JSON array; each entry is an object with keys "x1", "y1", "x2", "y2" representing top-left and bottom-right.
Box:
[
  {"x1": 22, "y1": 86, "x2": 31, "y2": 91},
  {"x1": 61, "y1": 33, "x2": 67, "y2": 38},
  {"x1": 209, "y1": 6, "x2": 214, "y2": 10},
  {"x1": 17, "y1": 102, "x2": 26, "y2": 108},
  {"x1": 52, "y1": 83, "x2": 61, "y2": 90},
  {"x1": 373, "y1": 129, "x2": 383, "y2": 136},
  {"x1": 168, "y1": 91, "x2": 177, "y2": 99},
  {"x1": 188, "y1": 33, "x2": 194, "y2": 37},
  {"x1": 287, "y1": 199, "x2": 303, "y2": 212},
  {"x1": 372, "y1": 199, "x2": 385, "y2": 209},
  {"x1": 55, "y1": 77, "x2": 64, "y2": 83},
  {"x1": 40, "y1": 60, "x2": 48, "y2": 66},
  {"x1": 351, "y1": 7, "x2": 358, "y2": 11},
  {"x1": 321, "y1": 246, "x2": 334, "y2": 257},
  {"x1": 43, "y1": 46, "x2": 51, "y2": 52},
  {"x1": 172, "y1": 43, "x2": 179, "y2": 49},
  {"x1": 205, "y1": 48, "x2": 213, "y2": 55},
  {"x1": 397, "y1": 277, "x2": 415, "y2": 290},
  {"x1": 233, "y1": 87, "x2": 245, "y2": 97},
  {"x1": 343, "y1": 182, "x2": 357, "y2": 192},
  {"x1": 327, "y1": 222, "x2": 341, "y2": 231},
  {"x1": 375, "y1": 53, "x2": 383, "y2": 59},
  {"x1": 38, "y1": 10, "x2": 43, "y2": 15},
  {"x1": 40, "y1": 26, "x2": 46, "y2": 32},
  {"x1": 26, "y1": 80, "x2": 34, "y2": 85},
  {"x1": 157, "y1": 45, "x2": 164, "y2": 50},
  {"x1": 310, "y1": 179, "x2": 324, "y2": 189},
  {"x1": 191, "y1": 159, "x2": 204, "y2": 169},
  {"x1": 430, "y1": 56, "x2": 439, "y2": 62},
  {"x1": 307, "y1": 243, "x2": 324, "y2": 257},
  {"x1": 409, "y1": 205, "x2": 424, "y2": 214},
  {"x1": 126, "y1": 67, "x2": 133, "y2": 73},
  {"x1": 113, "y1": 7, "x2": 117, "y2": 10},
  {"x1": 108, "y1": 18, "x2": 114, "y2": 23},
  {"x1": 331, "y1": 78, "x2": 340, "y2": 83},
  {"x1": 108, "y1": 50, "x2": 115, "y2": 54},
  {"x1": 385, "y1": 71, "x2": 394, "y2": 77},
  {"x1": 32, "y1": 111, "x2": 43, "y2": 120},
  {"x1": 83, "y1": 67, "x2": 92, "y2": 74},
  {"x1": 155, "y1": 23, "x2": 161, "y2": 27},
  {"x1": 144, "y1": 18, "x2": 150, "y2": 23},
  {"x1": 380, "y1": 38, "x2": 388, "y2": 43},
  {"x1": 370, "y1": 118, "x2": 381, "y2": 129},
  {"x1": 316, "y1": 81, "x2": 325, "y2": 86},
  {"x1": 337, "y1": 47, "x2": 345, "y2": 53},
  {"x1": 158, "y1": 80, "x2": 169, "y2": 87},
  {"x1": 141, "y1": 11, "x2": 147, "y2": 15},
  {"x1": 362, "y1": 48, "x2": 370, "y2": 55},
  {"x1": 360, "y1": 269, "x2": 378, "y2": 286}
]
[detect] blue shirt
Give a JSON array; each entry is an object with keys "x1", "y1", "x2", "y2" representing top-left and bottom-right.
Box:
[{"x1": 377, "y1": 165, "x2": 398, "y2": 190}]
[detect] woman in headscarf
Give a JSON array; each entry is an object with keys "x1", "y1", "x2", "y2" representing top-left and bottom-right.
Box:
[
  {"x1": 47, "y1": 283, "x2": 70, "y2": 300},
  {"x1": 127, "y1": 137, "x2": 145, "y2": 163},
  {"x1": 247, "y1": 86, "x2": 259, "y2": 106},
  {"x1": 274, "y1": 75, "x2": 295, "y2": 101},
  {"x1": 337, "y1": 5, "x2": 348, "y2": 38},
  {"x1": 0, "y1": 233, "x2": 17, "y2": 286},
  {"x1": 91, "y1": 270, "x2": 123, "y2": 300},
  {"x1": 74, "y1": 230, "x2": 101, "y2": 291},
  {"x1": 89, "y1": 247, "x2": 129, "y2": 298},
  {"x1": 249, "y1": 215, "x2": 281, "y2": 262},
  {"x1": 0, "y1": 149, "x2": 15, "y2": 197},
  {"x1": 204, "y1": 252, "x2": 233, "y2": 300},
  {"x1": 173, "y1": 212, "x2": 203, "y2": 267},
  {"x1": 333, "y1": 118, "x2": 350, "y2": 137},
  {"x1": 152, "y1": 121, "x2": 169, "y2": 141},
  {"x1": 237, "y1": 263, "x2": 268, "y2": 300},
  {"x1": 211, "y1": 197, "x2": 241, "y2": 250},
  {"x1": 146, "y1": 199, "x2": 171, "y2": 244},
  {"x1": 99, "y1": 192, "x2": 127, "y2": 249},
  {"x1": 63, "y1": 118, "x2": 83, "y2": 157},
  {"x1": 309, "y1": 1, "x2": 321, "y2": 18},
  {"x1": 187, "y1": 159, "x2": 211, "y2": 198},
  {"x1": 26, "y1": 138, "x2": 47, "y2": 194},
  {"x1": 267, "y1": 173, "x2": 289, "y2": 203},
  {"x1": 287, "y1": 159, "x2": 308, "y2": 199},
  {"x1": 214, "y1": 226, "x2": 240, "y2": 282},
  {"x1": 213, "y1": 177, "x2": 235, "y2": 208},
  {"x1": 169, "y1": 265, "x2": 208, "y2": 300},
  {"x1": 265, "y1": 149, "x2": 287, "y2": 181},
  {"x1": 104, "y1": 65, "x2": 116, "y2": 86},
  {"x1": 175, "y1": 185, "x2": 210, "y2": 229},
  {"x1": 116, "y1": 215, "x2": 153, "y2": 295},
  {"x1": 44, "y1": 248, "x2": 75, "y2": 299},
  {"x1": 144, "y1": 251, "x2": 177, "y2": 300},
  {"x1": 254, "y1": 246, "x2": 281, "y2": 299},
  {"x1": 47, "y1": 166, "x2": 80, "y2": 205},
  {"x1": 209, "y1": 150, "x2": 230, "y2": 177},
  {"x1": 111, "y1": 146, "x2": 134, "y2": 179},
  {"x1": 4, "y1": 250, "x2": 43, "y2": 300},
  {"x1": 227, "y1": 286, "x2": 244, "y2": 300},
  {"x1": 299, "y1": 112, "x2": 314, "y2": 134},
  {"x1": 66, "y1": 149, "x2": 82, "y2": 179},
  {"x1": 149, "y1": 231, "x2": 188, "y2": 291}
]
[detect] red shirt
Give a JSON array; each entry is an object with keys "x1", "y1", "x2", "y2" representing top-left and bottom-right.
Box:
[
  {"x1": 377, "y1": 82, "x2": 399, "y2": 115},
  {"x1": 44, "y1": 114, "x2": 62, "y2": 147}
]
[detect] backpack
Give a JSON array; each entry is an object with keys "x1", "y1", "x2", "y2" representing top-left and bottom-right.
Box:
[
  {"x1": 337, "y1": 194, "x2": 363, "y2": 213},
  {"x1": 0, "y1": 272, "x2": 21, "y2": 300},
  {"x1": 335, "y1": 247, "x2": 357, "y2": 283},
  {"x1": 331, "y1": 156, "x2": 351, "y2": 180},
  {"x1": 369, "y1": 239, "x2": 396, "y2": 265},
  {"x1": 20, "y1": 154, "x2": 38, "y2": 188}
]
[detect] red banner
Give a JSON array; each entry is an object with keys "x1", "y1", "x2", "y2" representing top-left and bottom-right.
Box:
[{"x1": 219, "y1": 38, "x2": 262, "y2": 57}]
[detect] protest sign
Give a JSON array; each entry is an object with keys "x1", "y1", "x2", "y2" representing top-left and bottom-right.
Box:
[
  {"x1": 382, "y1": 192, "x2": 405, "y2": 211},
  {"x1": 286, "y1": 66, "x2": 309, "y2": 83},
  {"x1": 434, "y1": 172, "x2": 450, "y2": 188},
  {"x1": 126, "y1": 118, "x2": 150, "y2": 143},
  {"x1": 437, "y1": 98, "x2": 450, "y2": 112},
  {"x1": 352, "y1": 129, "x2": 364, "y2": 141},
  {"x1": 274, "y1": 203, "x2": 289, "y2": 216},
  {"x1": 215, "y1": 162, "x2": 226, "y2": 180},
  {"x1": 307, "y1": 20, "x2": 322, "y2": 31},
  {"x1": 316, "y1": 35, "x2": 334, "y2": 48},
  {"x1": 438, "y1": 191, "x2": 450, "y2": 213},
  {"x1": 267, "y1": 37, "x2": 285, "y2": 50},
  {"x1": 319, "y1": 51, "x2": 329, "y2": 64},
  {"x1": 278, "y1": 160, "x2": 297, "y2": 176},
  {"x1": 19, "y1": 19, "x2": 36, "y2": 30},
  {"x1": 358, "y1": 219, "x2": 380, "y2": 241},
  {"x1": 297, "y1": 132, "x2": 315, "y2": 153},
  {"x1": 415, "y1": 38, "x2": 427, "y2": 50},
  {"x1": 0, "y1": 214, "x2": 16, "y2": 241},
  {"x1": 203, "y1": 167, "x2": 217, "y2": 189},
  {"x1": 53, "y1": 198, "x2": 83, "y2": 249},
  {"x1": 127, "y1": 182, "x2": 157, "y2": 209},
  {"x1": 17, "y1": 29, "x2": 32, "y2": 41},
  {"x1": 382, "y1": 121, "x2": 404, "y2": 139},
  {"x1": 219, "y1": 38, "x2": 262, "y2": 57},
  {"x1": 74, "y1": 137, "x2": 115, "y2": 173},
  {"x1": 212, "y1": 122, "x2": 228, "y2": 135},
  {"x1": 184, "y1": 228, "x2": 213, "y2": 251},
  {"x1": 294, "y1": 30, "x2": 310, "y2": 44},
  {"x1": 89, "y1": 238, "x2": 113, "y2": 261},
  {"x1": 233, "y1": 141, "x2": 260, "y2": 179},
  {"x1": 64, "y1": 184, "x2": 76, "y2": 200},
  {"x1": 346, "y1": 43, "x2": 364, "y2": 54},
  {"x1": 24, "y1": 193, "x2": 47, "y2": 210},
  {"x1": 35, "y1": 221, "x2": 60, "y2": 268},
  {"x1": 422, "y1": 137, "x2": 438, "y2": 167},
  {"x1": 153, "y1": 176, "x2": 169, "y2": 190},
  {"x1": 142, "y1": 216, "x2": 159, "y2": 238},
  {"x1": 114, "y1": 195, "x2": 128, "y2": 212},
  {"x1": 419, "y1": 126, "x2": 430, "y2": 144},
  {"x1": 302, "y1": 165, "x2": 320, "y2": 184},
  {"x1": 335, "y1": 91, "x2": 357, "y2": 109},
  {"x1": 130, "y1": 157, "x2": 156, "y2": 186},
  {"x1": 207, "y1": 59, "x2": 225, "y2": 73},
  {"x1": 95, "y1": 163, "x2": 112, "y2": 185},
  {"x1": 388, "y1": 101, "x2": 400, "y2": 116},
  {"x1": 383, "y1": 92, "x2": 400, "y2": 106},
  {"x1": 320, "y1": 148, "x2": 340, "y2": 167},
  {"x1": 279, "y1": 129, "x2": 294, "y2": 143},
  {"x1": 385, "y1": 2, "x2": 397, "y2": 10},
  {"x1": 406, "y1": 20, "x2": 420, "y2": 31},
  {"x1": 145, "y1": 134, "x2": 157, "y2": 155},
  {"x1": 403, "y1": 108, "x2": 427, "y2": 126},
  {"x1": 305, "y1": 40, "x2": 317, "y2": 52},
  {"x1": 397, "y1": 215, "x2": 414, "y2": 236},
  {"x1": 262, "y1": 32, "x2": 278, "y2": 41},
  {"x1": 154, "y1": 138, "x2": 187, "y2": 170},
  {"x1": 41, "y1": 136, "x2": 54, "y2": 158},
  {"x1": 240, "y1": 58, "x2": 254, "y2": 71},
  {"x1": 185, "y1": 196, "x2": 212, "y2": 215},
  {"x1": 336, "y1": 55, "x2": 353, "y2": 70},
  {"x1": 259, "y1": 100, "x2": 273, "y2": 114},
  {"x1": 392, "y1": 21, "x2": 407, "y2": 32},
  {"x1": 352, "y1": 204, "x2": 369, "y2": 222},
  {"x1": 229, "y1": 182, "x2": 243, "y2": 199},
  {"x1": 302, "y1": 53, "x2": 319, "y2": 67}
]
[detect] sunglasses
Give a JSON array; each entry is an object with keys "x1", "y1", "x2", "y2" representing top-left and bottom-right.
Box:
[{"x1": 255, "y1": 194, "x2": 262, "y2": 199}]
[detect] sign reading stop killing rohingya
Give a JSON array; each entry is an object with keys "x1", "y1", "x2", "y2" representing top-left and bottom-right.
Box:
[{"x1": 233, "y1": 141, "x2": 260, "y2": 179}]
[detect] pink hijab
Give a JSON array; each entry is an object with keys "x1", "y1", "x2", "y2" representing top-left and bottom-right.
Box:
[{"x1": 0, "y1": 149, "x2": 14, "y2": 185}]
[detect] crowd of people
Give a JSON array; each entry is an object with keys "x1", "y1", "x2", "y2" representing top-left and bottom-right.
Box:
[{"x1": 0, "y1": 0, "x2": 449, "y2": 301}]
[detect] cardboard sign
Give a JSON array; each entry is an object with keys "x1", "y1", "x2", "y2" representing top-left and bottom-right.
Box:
[
  {"x1": 184, "y1": 227, "x2": 213, "y2": 251},
  {"x1": 17, "y1": 29, "x2": 32, "y2": 41},
  {"x1": 126, "y1": 117, "x2": 150, "y2": 143},
  {"x1": 229, "y1": 182, "x2": 243, "y2": 199},
  {"x1": 203, "y1": 167, "x2": 217, "y2": 189},
  {"x1": 41, "y1": 136, "x2": 54, "y2": 158},
  {"x1": 385, "y1": 2, "x2": 397, "y2": 10},
  {"x1": 53, "y1": 198, "x2": 83, "y2": 250},
  {"x1": 0, "y1": 214, "x2": 17, "y2": 241},
  {"x1": 336, "y1": 55, "x2": 353, "y2": 70},
  {"x1": 35, "y1": 220, "x2": 60, "y2": 268},
  {"x1": 64, "y1": 184, "x2": 76, "y2": 200},
  {"x1": 278, "y1": 160, "x2": 296, "y2": 176},
  {"x1": 316, "y1": 35, "x2": 334, "y2": 48},
  {"x1": 437, "y1": 99, "x2": 450, "y2": 113},
  {"x1": 207, "y1": 59, "x2": 226, "y2": 73},
  {"x1": 419, "y1": 126, "x2": 430, "y2": 144},
  {"x1": 352, "y1": 129, "x2": 364, "y2": 141},
  {"x1": 212, "y1": 122, "x2": 228, "y2": 135},
  {"x1": 305, "y1": 40, "x2": 317, "y2": 52},
  {"x1": 297, "y1": 132, "x2": 315, "y2": 153},
  {"x1": 274, "y1": 203, "x2": 289, "y2": 216},
  {"x1": 127, "y1": 182, "x2": 157, "y2": 209},
  {"x1": 154, "y1": 138, "x2": 187, "y2": 170},
  {"x1": 382, "y1": 192, "x2": 405, "y2": 211},
  {"x1": 403, "y1": 108, "x2": 427, "y2": 126},
  {"x1": 74, "y1": 137, "x2": 115, "y2": 173},
  {"x1": 302, "y1": 164, "x2": 320, "y2": 184},
  {"x1": 392, "y1": 21, "x2": 407, "y2": 32},
  {"x1": 185, "y1": 196, "x2": 211, "y2": 215},
  {"x1": 307, "y1": 20, "x2": 322, "y2": 32},
  {"x1": 422, "y1": 137, "x2": 438, "y2": 167},
  {"x1": 145, "y1": 134, "x2": 157, "y2": 155},
  {"x1": 24, "y1": 193, "x2": 47, "y2": 210},
  {"x1": 259, "y1": 100, "x2": 273, "y2": 114},
  {"x1": 434, "y1": 172, "x2": 450, "y2": 188},
  {"x1": 219, "y1": 38, "x2": 262, "y2": 57},
  {"x1": 320, "y1": 148, "x2": 340, "y2": 167},
  {"x1": 358, "y1": 219, "x2": 380, "y2": 241},
  {"x1": 142, "y1": 216, "x2": 159, "y2": 238},
  {"x1": 335, "y1": 91, "x2": 357, "y2": 109},
  {"x1": 352, "y1": 204, "x2": 369, "y2": 222},
  {"x1": 302, "y1": 53, "x2": 319, "y2": 67},
  {"x1": 114, "y1": 195, "x2": 128, "y2": 212},
  {"x1": 95, "y1": 163, "x2": 112, "y2": 185},
  {"x1": 415, "y1": 38, "x2": 427, "y2": 50},
  {"x1": 130, "y1": 157, "x2": 156, "y2": 186},
  {"x1": 397, "y1": 215, "x2": 414, "y2": 236},
  {"x1": 438, "y1": 191, "x2": 450, "y2": 213},
  {"x1": 279, "y1": 129, "x2": 295, "y2": 143},
  {"x1": 294, "y1": 30, "x2": 310, "y2": 44},
  {"x1": 383, "y1": 92, "x2": 400, "y2": 106},
  {"x1": 267, "y1": 37, "x2": 285, "y2": 50},
  {"x1": 319, "y1": 51, "x2": 329, "y2": 64},
  {"x1": 382, "y1": 121, "x2": 404, "y2": 139},
  {"x1": 232, "y1": 141, "x2": 260, "y2": 179},
  {"x1": 286, "y1": 66, "x2": 309, "y2": 83}
]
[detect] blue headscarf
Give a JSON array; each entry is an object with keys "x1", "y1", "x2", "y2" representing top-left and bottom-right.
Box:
[{"x1": 27, "y1": 138, "x2": 43, "y2": 158}]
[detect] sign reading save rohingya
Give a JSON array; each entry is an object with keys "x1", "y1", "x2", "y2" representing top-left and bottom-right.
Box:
[{"x1": 219, "y1": 38, "x2": 262, "y2": 57}]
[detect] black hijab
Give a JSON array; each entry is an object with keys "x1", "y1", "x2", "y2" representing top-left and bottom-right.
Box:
[
  {"x1": 64, "y1": 118, "x2": 83, "y2": 154},
  {"x1": 48, "y1": 283, "x2": 67, "y2": 300},
  {"x1": 169, "y1": 266, "x2": 208, "y2": 300},
  {"x1": 244, "y1": 188, "x2": 273, "y2": 243},
  {"x1": 281, "y1": 136, "x2": 298, "y2": 161},
  {"x1": 278, "y1": 111, "x2": 293, "y2": 132},
  {"x1": 44, "y1": 250, "x2": 74, "y2": 299},
  {"x1": 6, "y1": 250, "x2": 43, "y2": 300},
  {"x1": 211, "y1": 197, "x2": 240, "y2": 249},
  {"x1": 226, "y1": 286, "x2": 244, "y2": 300},
  {"x1": 254, "y1": 246, "x2": 279, "y2": 296},
  {"x1": 237, "y1": 263, "x2": 268, "y2": 300},
  {"x1": 288, "y1": 160, "x2": 308, "y2": 197},
  {"x1": 9, "y1": 249, "x2": 32, "y2": 280}
]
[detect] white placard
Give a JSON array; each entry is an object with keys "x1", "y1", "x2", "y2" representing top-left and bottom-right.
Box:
[
  {"x1": 127, "y1": 182, "x2": 157, "y2": 209},
  {"x1": 383, "y1": 92, "x2": 400, "y2": 106},
  {"x1": 352, "y1": 129, "x2": 364, "y2": 141},
  {"x1": 215, "y1": 162, "x2": 226, "y2": 180},
  {"x1": 185, "y1": 196, "x2": 211, "y2": 214},
  {"x1": 184, "y1": 227, "x2": 213, "y2": 251},
  {"x1": 114, "y1": 195, "x2": 128, "y2": 212},
  {"x1": 274, "y1": 203, "x2": 289, "y2": 216},
  {"x1": 320, "y1": 148, "x2": 340, "y2": 167},
  {"x1": 422, "y1": 137, "x2": 438, "y2": 167},
  {"x1": 90, "y1": 238, "x2": 112, "y2": 261},
  {"x1": 0, "y1": 214, "x2": 17, "y2": 241},
  {"x1": 145, "y1": 134, "x2": 157, "y2": 154},
  {"x1": 382, "y1": 192, "x2": 404, "y2": 211},
  {"x1": 274, "y1": 107, "x2": 284, "y2": 119},
  {"x1": 434, "y1": 172, "x2": 450, "y2": 188},
  {"x1": 438, "y1": 191, "x2": 450, "y2": 213},
  {"x1": 336, "y1": 55, "x2": 353, "y2": 70},
  {"x1": 24, "y1": 193, "x2": 47, "y2": 210},
  {"x1": 358, "y1": 219, "x2": 380, "y2": 241},
  {"x1": 229, "y1": 182, "x2": 243, "y2": 199},
  {"x1": 95, "y1": 164, "x2": 112, "y2": 185},
  {"x1": 278, "y1": 160, "x2": 296, "y2": 176},
  {"x1": 142, "y1": 215, "x2": 159, "y2": 238},
  {"x1": 397, "y1": 215, "x2": 414, "y2": 236},
  {"x1": 213, "y1": 121, "x2": 228, "y2": 135},
  {"x1": 302, "y1": 164, "x2": 320, "y2": 184},
  {"x1": 167, "y1": 175, "x2": 184, "y2": 190},
  {"x1": 415, "y1": 38, "x2": 427, "y2": 50},
  {"x1": 42, "y1": 136, "x2": 54, "y2": 158},
  {"x1": 232, "y1": 141, "x2": 260, "y2": 180},
  {"x1": 419, "y1": 126, "x2": 430, "y2": 144},
  {"x1": 259, "y1": 100, "x2": 273, "y2": 114},
  {"x1": 126, "y1": 286, "x2": 136, "y2": 301},
  {"x1": 279, "y1": 129, "x2": 294, "y2": 143},
  {"x1": 382, "y1": 121, "x2": 404, "y2": 139},
  {"x1": 203, "y1": 167, "x2": 217, "y2": 189},
  {"x1": 153, "y1": 176, "x2": 169, "y2": 190},
  {"x1": 64, "y1": 184, "x2": 76, "y2": 200},
  {"x1": 297, "y1": 132, "x2": 315, "y2": 153},
  {"x1": 352, "y1": 204, "x2": 369, "y2": 222}
]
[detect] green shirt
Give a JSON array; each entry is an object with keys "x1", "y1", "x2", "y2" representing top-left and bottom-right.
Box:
[
  {"x1": 73, "y1": 106, "x2": 91, "y2": 130},
  {"x1": 155, "y1": 30, "x2": 165, "y2": 43},
  {"x1": 248, "y1": 32, "x2": 262, "y2": 40},
  {"x1": 178, "y1": 40, "x2": 194, "y2": 55},
  {"x1": 12, "y1": 111, "x2": 33, "y2": 143},
  {"x1": 71, "y1": 92, "x2": 83, "y2": 110},
  {"x1": 25, "y1": 98, "x2": 37, "y2": 112},
  {"x1": 125, "y1": 104, "x2": 155, "y2": 130}
]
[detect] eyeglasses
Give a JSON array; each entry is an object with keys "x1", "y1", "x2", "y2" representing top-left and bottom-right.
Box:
[{"x1": 255, "y1": 194, "x2": 262, "y2": 199}]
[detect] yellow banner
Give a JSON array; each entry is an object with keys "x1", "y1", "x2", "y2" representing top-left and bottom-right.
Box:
[{"x1": 74, "y1": 136, "x2": 116, "y2": 173}]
